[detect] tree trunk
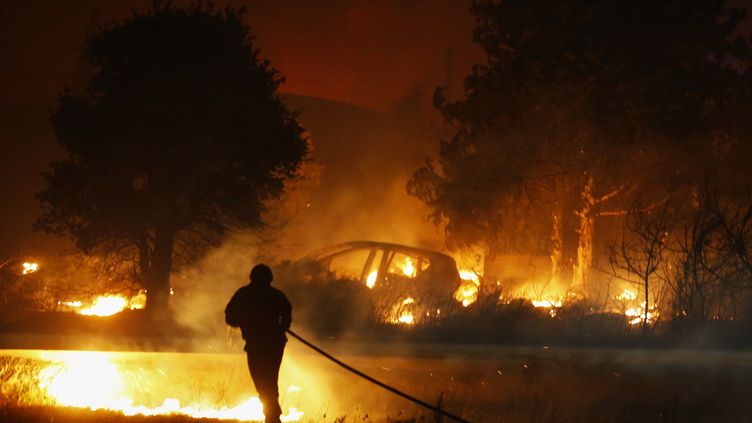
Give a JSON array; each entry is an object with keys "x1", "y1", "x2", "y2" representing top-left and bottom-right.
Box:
[
  {"x1": 144, "y1": 226, "x2": 175, "y2": 322},
  {"x1": 550, "y1": 209, "x2": 562, "y2": 284},
  {"x1": 572, "y1": 174, "x2": 594, "y2": 291},
  {"x1": 643, "y1": 274, "x2": 650, "y2": 333}
]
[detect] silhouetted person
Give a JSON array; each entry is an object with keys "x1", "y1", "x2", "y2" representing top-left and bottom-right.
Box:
[{"x1": 225, "y1": 264, "x2": 292, "y2": 423}]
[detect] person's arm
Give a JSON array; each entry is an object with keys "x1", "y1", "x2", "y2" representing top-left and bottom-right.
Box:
[
  {"x1": 280, "y1": 294, "x2": 292, "y2": 332},
  {"x1": 225, "y1": 290, "x2": 244, "y2": 327}
]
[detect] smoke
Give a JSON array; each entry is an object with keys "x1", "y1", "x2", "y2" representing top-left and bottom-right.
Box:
[
  {"x1": 170, "y1": 93, "x2": 449, "y2": 339},
  {"x1": 274, "y1": 94, "x2": 445, "y2": 254},
  {"x1": 171, "y1": 232, "x2": 260, "y2": 337}
]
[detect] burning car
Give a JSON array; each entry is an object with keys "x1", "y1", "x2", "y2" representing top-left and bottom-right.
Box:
[{"x1": 274, "y1": 241, "x2": 464, "y2": 336}]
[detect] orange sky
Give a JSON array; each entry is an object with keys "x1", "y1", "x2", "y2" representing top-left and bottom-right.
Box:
[
  {"x1": 0, "y1": 0, "x2": 482, "y2": 111},
  {"x1": 0, "y1": 0, "x2": 483, "y2": 256}
]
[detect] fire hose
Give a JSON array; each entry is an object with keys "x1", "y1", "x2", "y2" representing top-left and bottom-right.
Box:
[{"x1": 286, "y1": 329, "x2": 472, "y2": 423}]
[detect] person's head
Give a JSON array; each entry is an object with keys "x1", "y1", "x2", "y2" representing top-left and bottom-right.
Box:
[{"x1": 249, "y1": 263, "x2": 273, "y2": 286}]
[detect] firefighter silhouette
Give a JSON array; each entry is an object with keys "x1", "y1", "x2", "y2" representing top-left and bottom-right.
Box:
[{"x1": 225, "y1": 264, "x2": 292, "y2": 423}]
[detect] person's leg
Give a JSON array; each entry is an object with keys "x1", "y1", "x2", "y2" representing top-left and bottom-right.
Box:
[
  {"x1": 247, "y1": 344, "x2": 285, "y2": 423},
  {"x1": 260, "y1": 343, "x2": 284, "y2": 423}
]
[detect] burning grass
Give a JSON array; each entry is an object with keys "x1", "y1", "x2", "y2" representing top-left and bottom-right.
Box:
[
  {"x1": 0, "y1": 351, "x2": 305, "y2": 422},
  {"x1": 0, "y1": 406, "x2": 235, "y2": 422},
  {"x1": 3, "y1": 346, "x2": 752, "y2": 423}
]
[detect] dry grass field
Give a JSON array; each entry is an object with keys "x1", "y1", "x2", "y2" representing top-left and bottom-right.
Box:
[{"x1": 2, "y1": 342, "x2": 752, "y2": 423}]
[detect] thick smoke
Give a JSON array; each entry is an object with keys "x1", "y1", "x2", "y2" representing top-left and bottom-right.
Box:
[
  {"x1": 171, "y1": 233, "x2": 261, "y2": 337},
  {"x1": 171, "y1": 93, "x2": 447, "y2": 339}
]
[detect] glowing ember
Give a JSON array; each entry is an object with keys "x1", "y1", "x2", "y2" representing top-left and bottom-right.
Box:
[
  {"x1": 366, "y1": 271, "x2": 377, "y2": 288},
  {"x1": 22, "y1": 262, "x2": 39, "y2": 275},
  {"x1": 36, "y1": 352, "x2": 303, "y2": 421}
]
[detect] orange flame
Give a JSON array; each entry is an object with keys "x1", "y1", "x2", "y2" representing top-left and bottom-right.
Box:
[
  {"x1": 37, "y1": 351, "x2": 303, "y2": 421},
  {"x1": 22, "y1": 262, "x2": 39, "y2": 275}
]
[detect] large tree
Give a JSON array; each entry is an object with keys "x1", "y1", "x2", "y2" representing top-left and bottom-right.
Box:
[
  {"x1": 35, "y1": 1, "x2": 308, "y2": 319},
  {"x1": 409, "y1": 0, "x2": 751, "y2": 293}
]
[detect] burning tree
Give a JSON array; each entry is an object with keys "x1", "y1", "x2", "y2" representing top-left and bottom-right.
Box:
[
  {"x1": 35, "y1": 2, "x2": 308, "y2": 320},
  {"x1": 409, "y1": 0, "x2": 750, "y2": 295}
]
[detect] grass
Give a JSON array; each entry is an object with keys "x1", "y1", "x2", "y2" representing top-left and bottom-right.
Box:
[
  {"x1": 0, "y1": 405, "x2": 231, "y2": 422},
  {"x1": 3, "y1": 346, "x2": 752, "y2": 422}
]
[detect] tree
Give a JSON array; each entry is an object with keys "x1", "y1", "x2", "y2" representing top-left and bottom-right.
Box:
[
  {"x1": 609, "y1": 199, "x2": 675, "y2": 330},
  {"x1": 35, "y1": 1, "x2": 308, "y2": 319},
  {"x1": 409, "y1": 0, "x2": 750, "y2": 292}
]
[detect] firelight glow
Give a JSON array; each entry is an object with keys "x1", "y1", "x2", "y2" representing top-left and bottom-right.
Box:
[{"x1": 36, "y1": 351, "x2": 304, "y2": 421}]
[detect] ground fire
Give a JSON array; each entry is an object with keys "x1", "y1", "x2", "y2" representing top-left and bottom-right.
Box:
[
  {"x1": 59, "y1": 293, "x2": 146, "y2": 317},
  {"x1": 43, "y1": 242, "x2": 657, "y2": 328},
  {"x1": 3, "y1": 350, "x2": 305, "y2": 422}
]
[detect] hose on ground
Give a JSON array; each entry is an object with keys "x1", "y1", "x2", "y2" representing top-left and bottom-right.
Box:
[{"x1": 287, "y1": 329, "x2": 471, "y2": 423}]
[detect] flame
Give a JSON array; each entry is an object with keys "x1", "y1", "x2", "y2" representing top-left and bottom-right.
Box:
[
  {"x1": 624, "y1": 302, "x2": 659, "y2": 325},
  {"x1": 531, "y1": 298, "x2": 563, "y2": 317},
  {"x1": 458, "y1": 269, "x2": 479, "y2": 284},
  {"x1": 70, "y1": 293, "x2": 146, "y2": 317},
  {"x1": 531, "y1": 299, "x2": 563, "y2": 308},
  {"x1": 22, "y1": 262, "x2": 39, "y2": 275},
  {"x1": 80, "y1": 296, "x2": 128, "y2": 316},
  {"x1": 616, "y1": 289, "x2": 637, "y2": 301},
  {"x1": 397, "y1": 312, "x2": 414, "y2": 324},
  {"x1": 613, "y1": 290, "x2": 659, "y2": 325},
  {"x1": 398, "y1": 297, "x2": 415, "y2": 324},
  {"x1": 36, "y1": 351, "x2": 303, "y2": 421},
  {"x1": 366, "y1": 271, "x2": 377, "y2": 288},
  {"x1": 401, "y1": 257, "x2": 416, "y2": 278},
  {"x1": 389, "y1": 297, "x2": 416, "y2": 325},
  {"x1": 455, "y1": 269, "x2": 480, "y2": 307}
]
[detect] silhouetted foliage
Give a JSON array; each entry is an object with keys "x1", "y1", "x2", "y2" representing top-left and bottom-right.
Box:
[
  {"x1": 664, "y1": 186, "x2": 752, "y2": 322},
  {"x1": 409, "y1": 0, "x2": 752, "y2": 259},
  {"x1": 35, "y1": 1, "x2": 308, "y2": 318},
  {"x1": 609, "y1": 199, "x2": 676, "y2": 331}
]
